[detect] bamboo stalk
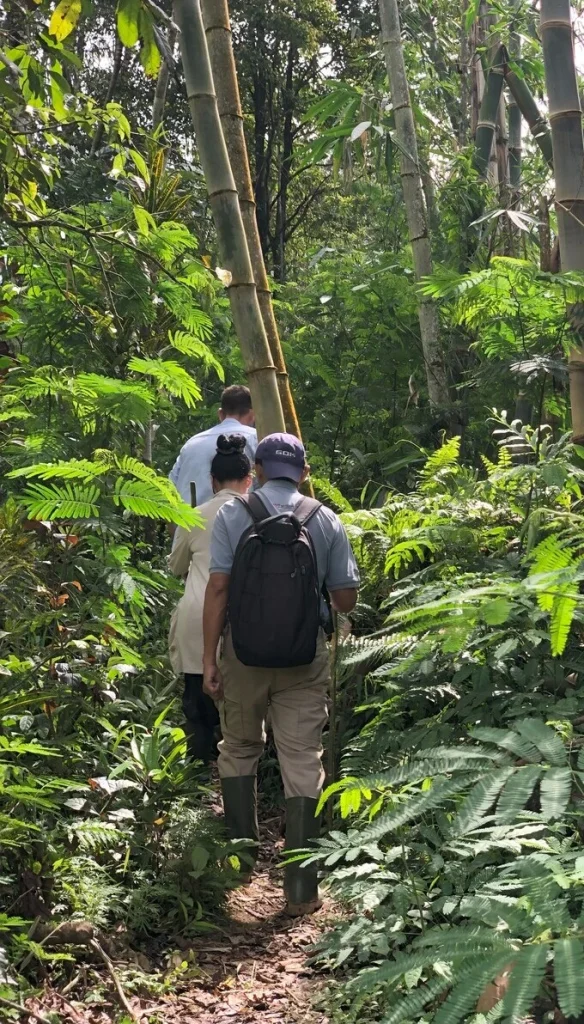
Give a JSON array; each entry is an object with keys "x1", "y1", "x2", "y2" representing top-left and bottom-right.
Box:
[
  {"x1": 540, "y1": 0, "x2": 584, "y2": 442},
  {"x1": 474, "y1": 44, "x2": 506, "y2": 179},
  {"x1": 378, "y1": 0, "x2": 450, "y2": 410},
  {"x1": 200, "y1": 0, "x2": 301, "y2": 439},
  {"x1": 503, "y1": 51, "x2": 554, "y2": 168},
  {"x1": 496, "y1": 94, "x2": 509, "y2": 204},
  {"x1": 173, "y1": 0, "x2": 285, "y2": 438}
]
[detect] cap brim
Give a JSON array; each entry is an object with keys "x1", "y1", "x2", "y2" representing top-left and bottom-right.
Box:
[{"x1": 261, "y1": 459, "x2": 304, "y2": 483}]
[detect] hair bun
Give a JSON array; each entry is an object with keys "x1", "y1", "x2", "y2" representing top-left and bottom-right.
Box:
[{"x1": 216, "y1": 433, "x2": 246, "y2": 456}]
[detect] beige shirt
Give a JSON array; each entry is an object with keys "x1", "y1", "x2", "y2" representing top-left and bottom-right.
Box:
[{"x1": 168, "y1": 489, "x2": 240, "y2": 675}]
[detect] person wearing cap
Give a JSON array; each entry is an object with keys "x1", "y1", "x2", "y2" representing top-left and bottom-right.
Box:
[{"x1": 202, "y1": 433, "x2": 359, "y2": 916}]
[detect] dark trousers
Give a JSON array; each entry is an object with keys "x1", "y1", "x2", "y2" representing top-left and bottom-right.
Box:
[{"x1": 182, "y1": 674, "x2": 221, "y2": 765}]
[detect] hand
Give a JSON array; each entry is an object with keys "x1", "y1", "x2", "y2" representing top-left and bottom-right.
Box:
[{"x1": 203, "y1": 662, "x2": 224, "y2": 701}]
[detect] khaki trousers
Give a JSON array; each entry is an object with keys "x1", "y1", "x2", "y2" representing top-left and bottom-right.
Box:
[{"x1": 218, "y1": 631, "x2": 330, "y2": 799}]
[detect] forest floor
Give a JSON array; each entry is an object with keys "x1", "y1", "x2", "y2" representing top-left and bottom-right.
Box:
[{"x1": 26, "y1": 807, "x2": 334, "y2": 1024}]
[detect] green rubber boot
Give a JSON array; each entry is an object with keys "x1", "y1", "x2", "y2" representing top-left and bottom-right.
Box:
[
  {"x1": 221, "y1": 775, "x2": 259, "y2": 882},
  {"x1": 284, "y1": 797, "x2": 322, "y2": 917}
]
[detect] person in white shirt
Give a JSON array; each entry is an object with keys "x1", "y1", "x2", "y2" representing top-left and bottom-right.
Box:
[
  {"x1": 169, "y1": 385, "x2": 256, "y2": 507},
  {"x1": 168, "y1": 435, "x2": 252, "y2": 764}
]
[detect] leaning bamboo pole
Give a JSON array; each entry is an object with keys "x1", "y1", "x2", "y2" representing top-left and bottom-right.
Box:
[
  {"x1": 502, "y1": 51, "x2": 554, "y2": 168},
  {"x1": 474, "y1": 44, "x2": 506, "y2": 179},
  {"x1": 173, "y1": 0, "x2": 285, "y2": 438},
  {"x1": 378, "y1": 0, "x2": 450, "y2": 410},
  {"x1": 200, "y1": 0, "x2": 302, "y2": 439},
  {"x1": 541, "y1": 0, "x2": 584, "y2": 442}
]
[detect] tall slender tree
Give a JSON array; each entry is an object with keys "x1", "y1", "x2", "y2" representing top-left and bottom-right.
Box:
[
  {"x1": 173, "y1": 0, "x2": 285, "y2": 438},
  {"x1": 200, "y1": 0, "x2": 302, "y2": 439},
  {"x1": 378, "y1": 0, "x2": 450, "y2": 410},
  {"x1": 541, "y1": 0, "x2": 584, "y2": 442},
  {"x1": 152, "y1": 26, "x2": 177, "y2": 132}
]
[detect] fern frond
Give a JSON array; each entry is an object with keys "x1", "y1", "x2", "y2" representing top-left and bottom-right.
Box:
[
  {"x1": 313, "y1": 477, "x2": 354, "y2": 513},
  {"x1": 469, "y1": 727, "x2": 541, "y2": 763},
  {"x1": 432, "y1": 951, "x2": 514, "y2": 1024},
  {"x1": 128, "y1": 357, "x2": 202, "y2": 408},
  {"x1": 381, "y1": 974, "x2": 452, "y2": 1024},
  {"x1": 539, "y1": 766, "x2": 572, "y2": 821},
  {"x1": 20, "y1": 482, "x2": 101, "y2": 520},
  {"x1": 450, "y1": 769, "x2": 515, "y2": 836},
  {"x1": 8, "y1": 460, "x2": 107, "y2": 483},
  {"x1": 515, "y1": 719, "x2": 567, "y2": 766},
  {"x1": 550, "y1": 585, "x2": 578, "y2": 656},
  {"x1": 419, "y1": 436, "x2": 461, "y2": 488},
  {"x1": 554, "y1": 938, "x2": 584, "y2": 1019},
  {"x1": 501, "y1": 942, "x2": 548, "y2": 1023},
  {"x1": 112, "y1": 478, "x2": 198, "y2": 528},
  {"x1": 168, "y1": 330, "x2": 223, "y2": 380},
  {"x1": 529, "y1": 535, "x2": 575, "y2": 582},
  {"x1": 68, "y1": 820, "x2": 126, "y2": 852},
  {"x1": 496, "y1": 766, "x2": 543, "y2": 823},
  {"x1": 356, "y1": 775, "x2": 477, "y2": 845}
]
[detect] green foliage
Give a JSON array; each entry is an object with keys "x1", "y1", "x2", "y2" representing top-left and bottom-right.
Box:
[{"x1": 313, "y1": 421, "x2": 584, "y2": 1024}]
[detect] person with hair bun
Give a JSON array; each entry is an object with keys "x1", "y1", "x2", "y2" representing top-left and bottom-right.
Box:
[{"x1": 169, "y1": 435, "x2": 252, "y2": 764}]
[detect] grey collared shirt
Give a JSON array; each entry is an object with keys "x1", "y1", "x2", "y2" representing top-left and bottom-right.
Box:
[
  {"x1": 169, "y1": 418, "x2": 257, "y2": 506},
  {"x1": 209, "y1": 479, "x2": 360, "y2": 593}
]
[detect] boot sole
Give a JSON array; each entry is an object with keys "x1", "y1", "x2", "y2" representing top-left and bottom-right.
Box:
[{"x1": 284, "y1": 898, "x2": 322, "y2": 918}]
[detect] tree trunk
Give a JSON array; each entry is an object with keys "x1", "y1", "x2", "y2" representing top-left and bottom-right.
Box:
[
  {"x1": 273, "y1": 41, "x2": 296, "y2": 284},
  {"x1": 152, "y1": 26, "x2": 177, "y2": 131},
  {"x1": 474, "y1": 44, "x2": 506, "y2": 179},
  {"x1": 541, "y1": 0, "x2": 584, "y2": 442},
  {"x1": 458, "y1": 0, "x2": 471, "y2": 148},
  {"x1": 174, "y1": 0, "x2": 285, "y2": 438},
  {"x1": 378, "y1": 0, "x2": 449, "y2": 410},
  {"x1": 90, "y1": 36, "x2": 124, "y2": 158},
  {"x1": 503, "y1": 52, "x2": 554, "y2": 168},
  {"x1": 200, "y1": 0, "x2": 302, "y2": 439}
]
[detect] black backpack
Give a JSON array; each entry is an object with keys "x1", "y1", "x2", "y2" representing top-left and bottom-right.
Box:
[{"x1": 228, "y1": 493, "x2": 323, "y2": 668}]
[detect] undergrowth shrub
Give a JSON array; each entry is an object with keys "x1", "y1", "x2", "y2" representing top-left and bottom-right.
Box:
[{"x1": 315, "y1": 418, "x2": 584, "y2": 1024}]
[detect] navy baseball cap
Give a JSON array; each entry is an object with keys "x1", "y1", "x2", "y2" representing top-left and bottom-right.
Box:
[{"x1": 255, "y1": 432, "x2": 306, "y2": 483}]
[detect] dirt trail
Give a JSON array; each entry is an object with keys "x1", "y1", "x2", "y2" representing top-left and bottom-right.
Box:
[
  {"x1": 28, "y1": 815, "x2": 333, "y2": 1024},
  {"x1": 173, "y1": 817, "x2": 332, "y2": 1024}
]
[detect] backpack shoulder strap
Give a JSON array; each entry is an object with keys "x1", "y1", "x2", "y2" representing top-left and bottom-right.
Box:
[
  {"x1": 294, "y1": 496, "x2": 322, "y2": 525},
  {"x1": 234, "y1": 492, "x2": 270, "y2": 524}
]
